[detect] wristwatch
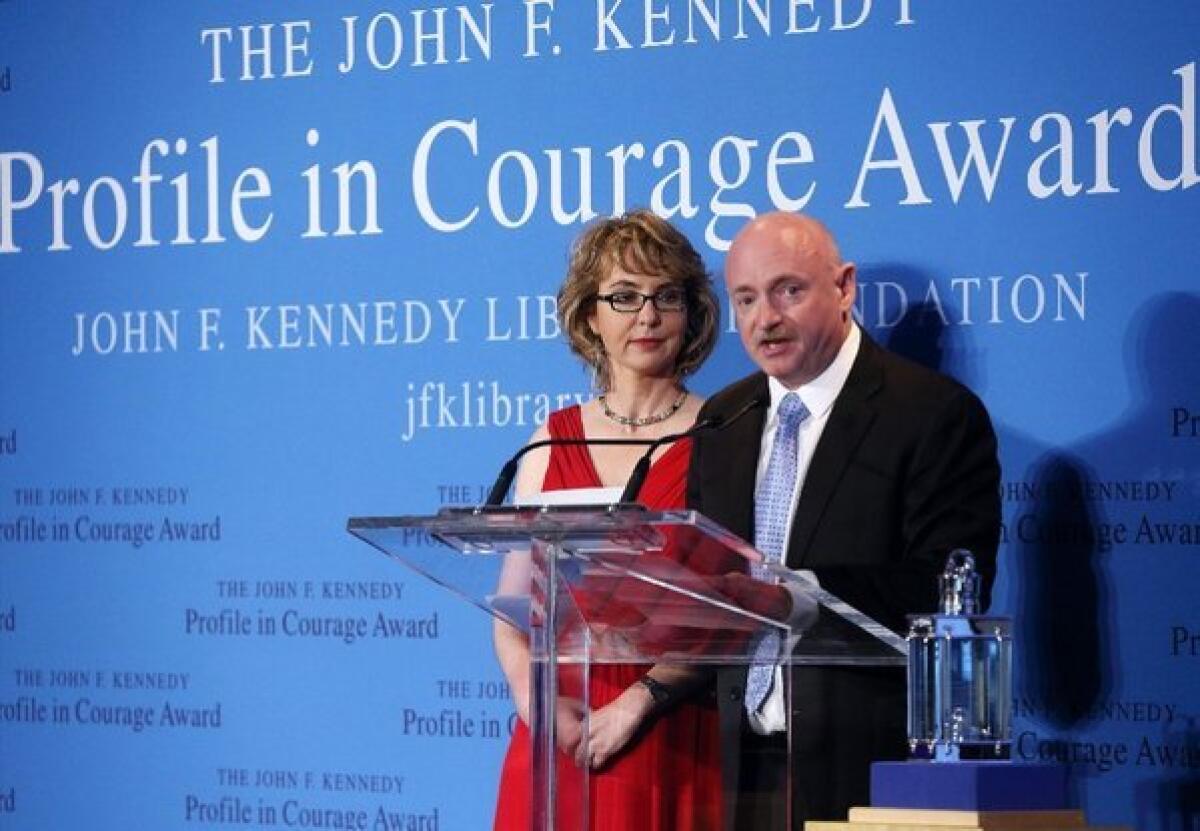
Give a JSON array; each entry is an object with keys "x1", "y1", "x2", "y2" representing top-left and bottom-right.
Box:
[{"x1": 638, "y1": 675, "x2": 672, "y2": 709}]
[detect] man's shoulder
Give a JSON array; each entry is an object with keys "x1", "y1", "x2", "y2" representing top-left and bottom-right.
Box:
[
  {"x1": 863, "y1": 336, "x2": 991, "y2": 419},
  {"x1": 700, "y1": 372, "x2": 767, "y2": 417}
]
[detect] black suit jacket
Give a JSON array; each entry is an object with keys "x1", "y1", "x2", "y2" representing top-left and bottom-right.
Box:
[{"x1": 687, "y1": 333, "x2": 1001, "y2": 828}]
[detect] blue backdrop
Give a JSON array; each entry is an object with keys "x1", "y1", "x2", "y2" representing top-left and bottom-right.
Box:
[{"x1": 1, "y1": 1, "x2": 1197, "y2": 828}]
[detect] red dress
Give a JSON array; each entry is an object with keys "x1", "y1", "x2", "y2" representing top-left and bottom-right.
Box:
[{"x1": 492, "y1": 406, "x2": 723, "y2": 831}]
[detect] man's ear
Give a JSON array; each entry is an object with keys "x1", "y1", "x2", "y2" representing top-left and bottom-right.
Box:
[{"x1": 838, "y1": 262, "x2": 857, "y2": 313}]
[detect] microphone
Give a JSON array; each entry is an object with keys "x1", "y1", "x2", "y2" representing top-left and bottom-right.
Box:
[
  {"x1": 617, "y1": 394, "x2": 767, "y2": 504},
  {"x1": 482, "y1": 394, "x2": 767, "y2": 507},
  {"x1": 614, "y1": 418, "x2": 716, "y2": 506},
  {"x1": 483, "y1": 434, "x2": 656, "y2": 507}
]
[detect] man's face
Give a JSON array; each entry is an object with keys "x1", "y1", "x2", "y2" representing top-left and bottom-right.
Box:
[{"x1": 725, "y1": 220, "x2": 855, "y2": 388}]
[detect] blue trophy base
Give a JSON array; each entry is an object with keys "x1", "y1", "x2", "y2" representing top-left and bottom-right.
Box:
[{"x1": 870, "y1": 761, "x2": 1069, "y2": 811}]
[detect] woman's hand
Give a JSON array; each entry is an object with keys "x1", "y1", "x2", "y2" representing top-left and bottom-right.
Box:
[
  {"x1": 553, "y1": 697, "x2": 587, "y2": 757},
  {"x1": 576, "y1": 683, "x2": 655, "y2": 770}
]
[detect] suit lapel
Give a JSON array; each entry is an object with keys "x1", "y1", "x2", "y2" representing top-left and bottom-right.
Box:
[{"x1": 786, "y1": 337, "x2": 884, "y2": 568}]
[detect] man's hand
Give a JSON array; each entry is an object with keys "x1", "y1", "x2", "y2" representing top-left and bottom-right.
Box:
[{"x1": 716, "y1": 572, "x2": 794, "y2": 621}]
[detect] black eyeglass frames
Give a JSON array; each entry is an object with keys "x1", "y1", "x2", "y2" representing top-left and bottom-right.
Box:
[{"x1": 594, "y1": 287, "x2": 687, "y2": 313}]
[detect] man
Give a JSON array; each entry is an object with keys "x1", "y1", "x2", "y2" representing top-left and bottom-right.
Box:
[{"x1": 687, "y1": 212, "x2": 1001, "y2": 829}]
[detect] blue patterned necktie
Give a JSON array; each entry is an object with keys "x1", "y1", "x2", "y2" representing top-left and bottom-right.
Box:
[{"x1": 744, "y1": 392, "x2": 810, "y2": 714}]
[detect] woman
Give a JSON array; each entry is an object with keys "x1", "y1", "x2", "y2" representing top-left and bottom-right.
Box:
[{"x1": 492, "y1": 210, "x2": 722, "y2": 830}]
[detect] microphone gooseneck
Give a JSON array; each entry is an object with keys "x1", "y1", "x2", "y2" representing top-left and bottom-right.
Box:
[
  {"x1": 617, "y1": 393, "x2": 768, "y2": 504},
  {"x1": 482, "y1": 393, "x2": 767, "y2": 508},
  {"x1": 483, "y1": 458, "x2": 521, "y2": 507},
  {"x1": 482, "y1": 435, "x2": 660, "y2": 507},
  {"x1": 616, "y1": 417, "x2": 717, "y2": 505}
]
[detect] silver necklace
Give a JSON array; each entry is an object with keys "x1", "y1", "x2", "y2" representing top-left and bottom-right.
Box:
[{"x1": 598, "y1": 389, "x2": 687, "y2": 427}]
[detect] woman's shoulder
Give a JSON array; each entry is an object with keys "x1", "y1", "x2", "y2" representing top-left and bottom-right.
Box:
[
  {"x1": 512, "y1": 404, "x2": 590, "y2": 498},
  {"x1": 545, "y1": 403, "x2": 585, "y2": 439},
  {"x1": 526, "y1": 420, "x2": 552, "y2": 445},
  {"x1": 513, "y1": 420, "x2": 551, "y2": 499}
]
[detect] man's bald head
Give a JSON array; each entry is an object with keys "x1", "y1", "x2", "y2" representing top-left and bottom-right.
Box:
[
  {"x1": 725, "y1": 212, "x2": 856, "y2": 387},
  {"x1": 728, "y1": 212, "x2": 845, "y2": 280}
]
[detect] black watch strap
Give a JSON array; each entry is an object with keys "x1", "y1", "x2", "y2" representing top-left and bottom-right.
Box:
[{"x1": 638, "y1": 675, "x2": 672, "y2": 709}]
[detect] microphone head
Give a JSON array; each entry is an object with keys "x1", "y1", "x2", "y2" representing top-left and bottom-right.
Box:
[
  {"x1": 690, "y1": 392, "x2": 767, "y2": 433},
  {"x1": 717, "y1": 393, "x2": 768, "y2": 428}
]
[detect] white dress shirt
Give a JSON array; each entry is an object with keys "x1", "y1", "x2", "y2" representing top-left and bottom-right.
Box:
[{"x1": 748, "y1": 324, "x2": 861, "y2": 733}]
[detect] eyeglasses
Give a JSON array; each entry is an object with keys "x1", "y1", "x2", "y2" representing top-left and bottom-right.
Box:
[{"x1": 595, "y1": 287, "x2": 687, "y2": 313}]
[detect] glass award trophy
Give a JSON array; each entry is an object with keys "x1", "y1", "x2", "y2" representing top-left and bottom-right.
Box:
[
  {"x1": 863, "y1": 553, "x2": 1083, "y2": 818},
  {"x1": 906, "y1": 551, "x2": 1013, "y2": 762}
]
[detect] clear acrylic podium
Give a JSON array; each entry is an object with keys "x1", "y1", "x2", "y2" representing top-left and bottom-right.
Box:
[{"x1": 348, "y1": 505, "x2": 905, "y2": 830}]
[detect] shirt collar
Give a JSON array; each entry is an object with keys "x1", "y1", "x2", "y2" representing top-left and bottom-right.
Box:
[{"x1": 766, "y1": 323, "x2": 861, "y2": 423}]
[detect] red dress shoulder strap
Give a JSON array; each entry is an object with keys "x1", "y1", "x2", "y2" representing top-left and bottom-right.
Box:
[{"x1": 542, "y1": 406, "x2": 603, "y2": 491}]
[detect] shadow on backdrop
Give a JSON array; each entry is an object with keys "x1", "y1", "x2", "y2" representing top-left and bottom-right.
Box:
[
  {"x1": 1011, "y1": 450, "x2": 1112, "y2": 729},
  {"x1": 1009, "y1": 292, "x2": 1199, "y2": 827},
  {"x1": 1109, "y1": 293, "x2": 1200, "y2": 831},
  {"x1": 858, "y1": 263, "x2": 983, "y2": 389},
  {"x1": 1136, "y1": 717, "x2": 1200, "y2": 831}
]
